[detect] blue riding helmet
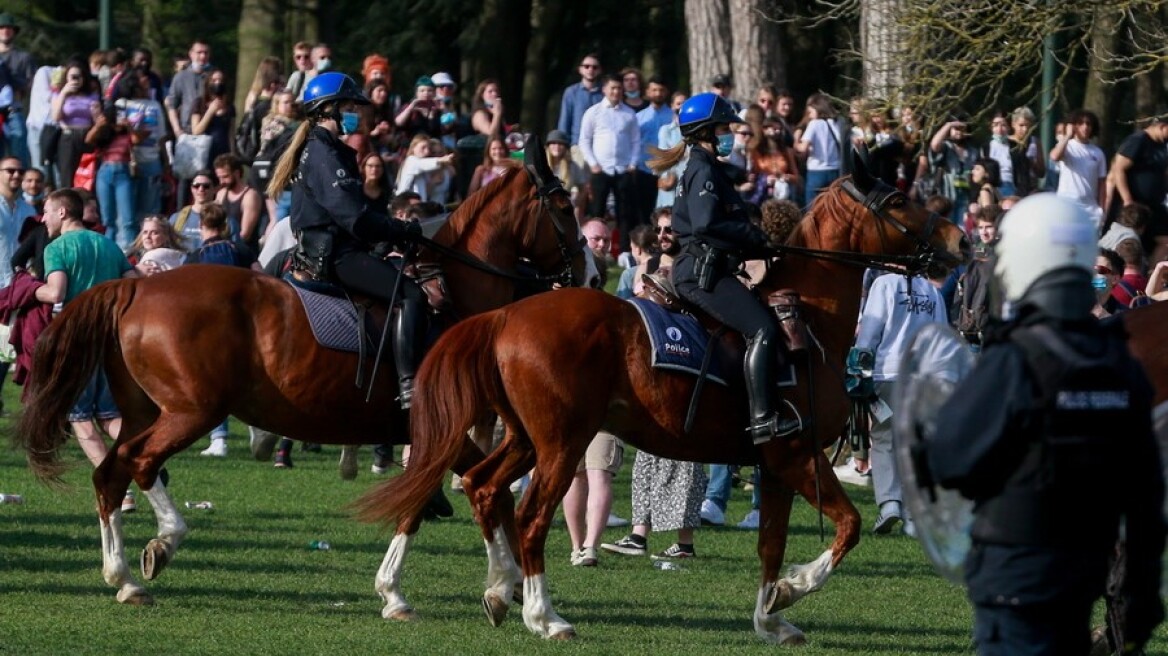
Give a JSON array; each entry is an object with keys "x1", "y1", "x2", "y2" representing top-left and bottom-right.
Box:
[
  {"x1": 679, "y1": 92, "x2": 743, "y2": 138},
  {"x1": 303, "y1": 72, "x2": 370, "y2": 116}
]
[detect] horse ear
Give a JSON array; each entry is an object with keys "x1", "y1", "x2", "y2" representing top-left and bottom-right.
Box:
[
  {"x1": 851, "y1": 143, "x2": 875, "y2": 192},
  {"x1": 523, "y1": 133, "x2": 553, "y2": 190}
]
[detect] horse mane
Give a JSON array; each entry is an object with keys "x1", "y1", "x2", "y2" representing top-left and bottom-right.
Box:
[
  {"x1": 432, "y1": 167, "x2": 536, "y2": 250},
  {"x1": 786, "y1": 178, "x2": 854, "y2": 252}
]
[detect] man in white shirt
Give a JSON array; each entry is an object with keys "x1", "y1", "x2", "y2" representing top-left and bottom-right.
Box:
[
  {"x1": 580, "y1": 75, "x2": 640, "y2": 253},
  {"x1": 1050, "y1": 110, "x2": 1107, "y2": 228},
  {"x1": 0, "y1": 158, "x2": 35, "y2": 288}
]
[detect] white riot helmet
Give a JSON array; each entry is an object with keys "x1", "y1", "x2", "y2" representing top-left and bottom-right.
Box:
[{"x1": 993, "y1": 193, "x2": 1095, "y2": 304}]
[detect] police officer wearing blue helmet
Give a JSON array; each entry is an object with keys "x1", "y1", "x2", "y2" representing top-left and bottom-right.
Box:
[
  {"x1": 916, "y1": 194, "x2": 1165, "y2": 655},
  {"x1": 649, "y1": 92, "x2": 800, "y2": 443},
  {"x1": 267, "y1": 72, "x2": 426, "y2": 409}
]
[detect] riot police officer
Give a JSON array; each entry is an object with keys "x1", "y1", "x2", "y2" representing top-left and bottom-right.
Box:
[
  {"x1": 650, "y1": 92, "x2": 800, "y2": 443},
  {"x1": 917, "y1": 194, "x2": 1165, "y2": 655},
  {"x1": 267, "y1": 72, "x2": 425, "y2": 409}
]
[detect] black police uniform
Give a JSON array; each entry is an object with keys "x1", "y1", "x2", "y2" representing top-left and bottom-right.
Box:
[
  {"x1": 671, "y1": 146, "x2": 797, "y2": 441},
  {"x1": 292, "y1": 124, "x2": 425, "y2": 405},
  {"x1": 925, "y1": 312, "x2": 1165, "y2": 655}
]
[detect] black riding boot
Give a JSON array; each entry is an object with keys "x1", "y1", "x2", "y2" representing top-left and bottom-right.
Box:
[
  {"x1": 744, "y1": 331, "x2": 802, "y2": 444},
  {"x1": 392, "y1": 299, "x2": 426, "y2": 409}
]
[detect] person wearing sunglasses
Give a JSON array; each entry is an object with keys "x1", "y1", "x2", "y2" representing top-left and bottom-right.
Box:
[
  {"x1": 556, "y1": 53, "x2": 604, "y2": 152},
  {"x1": 1092, "y1": 248, "x2": 1126, "y2": 318},
  {"x1": 167, "y1": 170, "x2": 218, "y2": 248}
]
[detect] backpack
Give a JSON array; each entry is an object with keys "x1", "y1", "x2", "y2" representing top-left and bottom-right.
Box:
[
  {"x1": 234, "y1": 100, "x2": 268, "y2": 164},
  {"x1": 1116, "y1": 279, "x2": 1154, "y2": 309}
]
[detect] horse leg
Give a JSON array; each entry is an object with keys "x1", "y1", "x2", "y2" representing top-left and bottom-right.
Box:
[
  {"x1": 373, "y1": 437, "x2": 486, "y2": 622},
  {"x1": 339, "y1": 445, "x2": 359, "y2": 480},
  {"x1": 461, "y1": 430, "x2": 535, "y2": 628},
  {"x1": 514, "y1": 447, "x2": 588, "y2": 640},
  {"x1": 764, "y1": 449, "x2": 861, "y2": 615},
  {"x1": 750, "y1": 480, "x2": 808, "y2": 645}
]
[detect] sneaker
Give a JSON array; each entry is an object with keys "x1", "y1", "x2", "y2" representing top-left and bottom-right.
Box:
[
  {"x1": 737, "y1": 509, "x2": 760, "y2": 530},
  {"x1": 121, "y1": 490, "x2": 137, "y2": 513},
  {"x1": 572, "y1": 546, "x2": 598, "y2": 567},
  {"x1": 451, "y1": 473, "x2": 465, "y2": 494},
  {"x1": 371, "y1": 454, "x2": 392, "y2": 475},
  {"x1": 200, "y1": 438, "x2": 227, "y2": 457},
  {"x1": 903, "y1": 518, "x2": 917, "y2": 538},
  {"x1": 606, "y1": 513, "x2": 630, "y2": 528},
  {"x1": 873, "y1": 501, "x2": 903, "y2": 535},
  {"x1": 274, "y1": 449, "x2": 294, "y2": 469},
  {"x1": 833, "y1": 458, "x2": 872, "y2": 487},
  {"x1": 650, "y1": 543, "x2": 695, "y2": 560},
  {"x1": 699, "y1": 499, "x2": 725, "y2": 526},
  {"x1": 600, "y1": 534, "x2": 648, "y2": 556}
]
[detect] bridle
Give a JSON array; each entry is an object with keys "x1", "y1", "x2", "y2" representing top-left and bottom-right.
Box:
[
  {"x1": 412, "y1": 176, "x2": 586, "y2": 288},
  {"x1": 771, "y1": 177, "x2": 949, "y2": 276}
]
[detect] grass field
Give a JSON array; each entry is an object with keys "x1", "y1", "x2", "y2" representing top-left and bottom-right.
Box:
[{"x1": 2, "y1": 407, "x2": 1165, "y2": 654}]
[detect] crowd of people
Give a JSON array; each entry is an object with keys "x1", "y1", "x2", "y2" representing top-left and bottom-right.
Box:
[{"x1": 0, "y1": 16, "x2": 1162, "y2": 653}]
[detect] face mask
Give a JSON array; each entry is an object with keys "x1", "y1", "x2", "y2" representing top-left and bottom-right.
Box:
[
  {"x1": 340, "y1": 111, "x2": 360, "y2": 135},
  {"x1": 716, "y1": 133, "x2": 735, "y2": 157},
  {"x1": 1092, "y1": 275, "x2": 1109, "y2": 291},
  {"x1": 625, "y1": 90, "x2": 640, "y2": 99},
  {"x1": 316, "y1": 58, "x2": 331, "y2": 72},
  {"x1": 993, "y1": 134, "x2": 1008, "y2": 144},
  {"x1": 208, "y1": 83, "x2": 224, "y2": 96},
  {"x1": 484, "y1": 100, "x2": 494, "y2": 109}
]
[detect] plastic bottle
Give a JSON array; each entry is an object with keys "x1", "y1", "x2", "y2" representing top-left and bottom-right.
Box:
[
  {"x1": 0, "y1": 494, "x2": 24, "y2": 504},
  {"x1": 309, "y1": 540, "x2": 331, "y2": 551},
  {"x1": 653, "y1": 560, "x2": 682, "y2": 571},
  {"x1": 184, "y1": 501, "x2": 214, "y2": 510}
]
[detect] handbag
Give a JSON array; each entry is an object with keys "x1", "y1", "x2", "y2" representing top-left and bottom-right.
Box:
[
  {"x1": 173, "y1": 133, "x2": 212, "y2": 179},
  {"x1": 73, "y1": 151, "x2": 98, "y2": 191},
  {"x1": 39, "y1": 124, "x2": 62, "y2": 167}
]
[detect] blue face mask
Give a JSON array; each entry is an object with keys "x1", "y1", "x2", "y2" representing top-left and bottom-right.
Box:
[
  {"x1": 340, "y1": 111, "x2": 360, "y2": 135},
  {"x1": 716, "y1": 132, "x2": 735, "y2": 156},
  {"x1": 1092, "y1": 274, "x2": 1109, "y2": 290}
]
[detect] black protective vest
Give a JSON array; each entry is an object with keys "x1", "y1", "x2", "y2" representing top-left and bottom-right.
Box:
[{"x1": 972, "y1": 323, "x2": 1137, "y2": 548}]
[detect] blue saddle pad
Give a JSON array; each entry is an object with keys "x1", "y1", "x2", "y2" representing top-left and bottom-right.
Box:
[
  {"x1": 628, "y1": 298, "x2": 727, "y2": 386},
  {"x1": 292, "y1": 286, "x2": 370, "y2": 353}
]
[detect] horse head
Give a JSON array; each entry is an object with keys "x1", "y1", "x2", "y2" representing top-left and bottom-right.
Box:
[
  {"x1": 520, "y1": 134, "x2": 598, "y2": 288},
  {"x1": 836, "y1": 144, "x2": 970, "y2": 276}
]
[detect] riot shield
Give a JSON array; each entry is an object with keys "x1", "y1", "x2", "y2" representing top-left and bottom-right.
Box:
[{"x1": 892, "y1": 323, "x2": 977, "y2": 585}]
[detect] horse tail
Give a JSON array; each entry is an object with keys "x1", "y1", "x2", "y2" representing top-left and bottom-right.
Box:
[
  {"x1": 353, "y1": 311, "x2": 507, "y2": 529},
  {"x1": 14, "y1": 279, "x2": 136, "y2": 482}
]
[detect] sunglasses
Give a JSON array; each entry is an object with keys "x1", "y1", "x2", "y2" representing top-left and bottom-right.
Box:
[
  {"x1": 1094, "y1": 265, "x2": 1113, "y2": 275},
  {"x1": 1, "y1": 168, "x2": 23, "y2": 175},
  {"x1": 656, "y1": 226, "x2": 673, "y2": 234},
  {"x1": 580, "y1": 64, "x2": 599, "y2": 70},
  {"x1": 191, "y1": 182, "x2": 214, "y2": 189}
]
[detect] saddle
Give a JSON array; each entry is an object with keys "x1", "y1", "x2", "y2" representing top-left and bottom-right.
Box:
[{"x1": 638, "y1": 271, "x2": 809, "y2": 356}]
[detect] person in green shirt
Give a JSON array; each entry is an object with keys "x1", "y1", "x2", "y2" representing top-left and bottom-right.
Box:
[{"x1": 36, "y1": 188, "x2": 139, "y2": 508}]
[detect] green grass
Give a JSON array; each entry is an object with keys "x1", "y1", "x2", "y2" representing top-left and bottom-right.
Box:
[{"x1": 2, "y1": 402, "x2": 1164, "y2": 654}]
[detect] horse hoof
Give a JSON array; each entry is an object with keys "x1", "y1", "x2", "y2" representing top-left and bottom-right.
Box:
[
  {"x1": 118, "y1": 589, "x2": 155, "y2": 606},
  {"x1": 482, "y1": 593, "x2": 508, "y2": 627},
  {"x1": 764, "y1": 580, "x2": 793, "y2": 614},
  {"x1": 548, "y1": 628, "x2": 577, "y2": 641},
  {"x1": 387, "y1": 608, "x2": 419, "y2": 622},
  {"x1": 140, "y1": 540, "x2": 171, "y2": 581},
  {"x1": 781, "y1": 632, "x2": 807, "y2": 647},
  {"x1": 250, "y1": 429, "x2": 279, "y2": 461}
]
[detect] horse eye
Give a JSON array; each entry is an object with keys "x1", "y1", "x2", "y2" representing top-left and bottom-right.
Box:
[{"x1": 888, "y1": 195, "x2": 906, "y2": 209}]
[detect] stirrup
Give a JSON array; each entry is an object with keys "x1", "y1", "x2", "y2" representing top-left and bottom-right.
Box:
[{"x1": 748, "y1": 400, "x2": 803, "y2": 444}]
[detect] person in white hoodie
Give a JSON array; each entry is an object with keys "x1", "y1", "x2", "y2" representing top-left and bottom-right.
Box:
[{"x1": 854, "y1": 269, "x2": 949, "y2": 536}]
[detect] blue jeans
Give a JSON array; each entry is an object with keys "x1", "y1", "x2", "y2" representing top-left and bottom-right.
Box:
[
  {"x1": 5, "y1": 110, "x2": 29, "y2": 168},
  {"x1": 804, "y1": 168, "x2": 840, "y2": 208},
  {"x1": 97, "y1": 162, "x2": 137, "y2": 250},
  {"x1": 67, "y1": 370, "x2": 120, "y2": 422},
  {"x1": 211, "y1": 418, "x2": 229, "y2": 439},
  {"x1": 705, "y1": 464, "x2": 733, "y2": 511},
  {"x1": 134, "y1": 159, "x2": 163, "y2": 219}
]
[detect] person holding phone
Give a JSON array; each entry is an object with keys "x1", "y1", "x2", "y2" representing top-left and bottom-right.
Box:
[
  {"x1": 49, "y1": 59, "x2": 100, "y2": 189},
  {"x1": 394, "y1": 76, "x2": 441, "y2": 141}
]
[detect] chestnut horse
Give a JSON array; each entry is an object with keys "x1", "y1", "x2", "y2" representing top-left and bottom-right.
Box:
[
  {"x1": 13, "y1": 140, "x2": 596, "y2": 607},
  {"x1": 353, "y1": 163, "x2": 971, "y2": 643},
  {"x1": 1124, "y1": 302, "x2": 1168, "y2": 406}
]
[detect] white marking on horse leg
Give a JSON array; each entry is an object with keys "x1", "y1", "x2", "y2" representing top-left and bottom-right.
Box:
[
  {"x1": 754, "y1": 583, "x2": 807, "y2": 645},
  {"x1": 142, "y1": 479, "x2": 187, "y2": 553},
  {"x1": 521, "y1": 574, "x2": 574, "y2": 638},
  {"x1": 376, "y1": 533, "x2": 415, "y2": 619},
  {"x1": 776, "y1": 549, "x2": 834, "y2": 609},
  {"x1": 483, "y1": 527, "x2": 521, "y2": 607},
  {"x1": 99, "y1": 510, "x2": 148, "y2": 602}
]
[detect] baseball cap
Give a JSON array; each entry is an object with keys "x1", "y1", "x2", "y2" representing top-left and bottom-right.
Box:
[
  {"x1": 710, "y1": 73, "x2": 733, "y2": 88},
  {"x1": 431, "y1": 71, "x2": 455, "y2": 87}
]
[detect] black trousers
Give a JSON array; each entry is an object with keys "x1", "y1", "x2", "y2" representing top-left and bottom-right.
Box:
[
  {"x1": 672, "y1": 252, "x2": 777, "y2": 341},
  {"x1": 333, "y1": 250, "x2": 423, "y2": 304},
  {"x1": 589, "y1": 170, "x2": 640, "y2": 252}
]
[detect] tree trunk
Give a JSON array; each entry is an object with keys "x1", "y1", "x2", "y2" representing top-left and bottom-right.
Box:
[
  {"x1": 235, "y1": 0, "x2": 282, "y2": 113},
  {"x1": 860, "y1": 0, "x2": 904, "y2": 100},
  {"x1": 521, "y1": 0, "x2": 567, "y2": 134},
  {"x1": 727, "y1": 0, "x2": 784, "y2": 103},
  {"x1": 685, "y1": 0, "x2": 732, "y2": 96},
  {"x1": 1083, "y1": 5, "x2": 1121, "y2": 149}
]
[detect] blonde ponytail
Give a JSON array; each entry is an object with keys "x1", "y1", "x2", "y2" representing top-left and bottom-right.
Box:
[
  {"x1": 648, "y1": 141, "x2": 688, "y2": 175},
  {"x1": 266, "y1": 121, "x2": 314, "y2": 198}
]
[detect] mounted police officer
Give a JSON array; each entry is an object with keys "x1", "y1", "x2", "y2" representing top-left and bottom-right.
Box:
[
  {"x1": 649, "y1": 92, "x2": 800, "y2": 443},
  {"x1": 267, "y1": 72, "x2": 425, "y2": 409},
  {"x1": 915, "y1": 194, "x2": 1165, "y2": 655}
]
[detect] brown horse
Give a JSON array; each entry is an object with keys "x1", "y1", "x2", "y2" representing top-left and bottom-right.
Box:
[
  {"x1": 1124, "y1": 302, "x2": 1168, "y2": 405},
  {"x1": 353, "y1": 162, "x2": 971, "y2": 643},
  {"x1": 13, "y1": 140, "x2": 595, "y2": 608}
]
